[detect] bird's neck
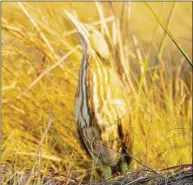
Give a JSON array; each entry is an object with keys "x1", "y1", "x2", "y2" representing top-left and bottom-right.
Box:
[
  {"x1": 77, "y1": 51, "x2": 110, "y2": 110},
  {"x1": 75, "y1": 53, "x2": 90, "y2": 127}
]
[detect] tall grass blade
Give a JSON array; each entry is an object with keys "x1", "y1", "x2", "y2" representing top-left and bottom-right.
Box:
[
  {"x1": 144, "y1": 2, "x2": 193, "y2": 67},
  {"x1": 157, "y1": 2, "x2": 176, "y2": 61}
]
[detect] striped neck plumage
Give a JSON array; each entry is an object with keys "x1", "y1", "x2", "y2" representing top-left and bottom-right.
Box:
[{"x1": 76, "y1": 52, "x2": 90, "y2": 128}]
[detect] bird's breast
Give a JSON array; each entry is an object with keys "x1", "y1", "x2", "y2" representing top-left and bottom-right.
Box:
[{"x1": 75, "y1": 54, "x2": 128, "y2": 130}]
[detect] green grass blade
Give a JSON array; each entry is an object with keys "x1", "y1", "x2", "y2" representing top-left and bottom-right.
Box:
[{"x1": 144, "y1": 2, "x2": 193, "y2": 68}]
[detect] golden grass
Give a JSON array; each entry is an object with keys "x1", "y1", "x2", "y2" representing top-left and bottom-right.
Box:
[{"x1": 2, "y1": 2, "x2": 192, "y2": 184}]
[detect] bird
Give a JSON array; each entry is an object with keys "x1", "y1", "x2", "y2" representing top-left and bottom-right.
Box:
[{"x1": 65, "y1": 11, "x2": 133, "y2": 179}]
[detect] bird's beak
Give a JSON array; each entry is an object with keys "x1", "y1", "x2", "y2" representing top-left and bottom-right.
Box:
[{"x1": 64, "y1": 10, "x2": 89, "y2": 47}]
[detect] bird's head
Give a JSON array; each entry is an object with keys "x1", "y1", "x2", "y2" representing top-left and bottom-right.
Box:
[{"x1": 65, "y1": 11, "x2": 110, "y2": 60}]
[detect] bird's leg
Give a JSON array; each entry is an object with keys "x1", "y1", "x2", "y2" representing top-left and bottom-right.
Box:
[
  {"x1": 120, "y1": 155, "x2": 129, "y2": 173},
  {"x1": 102, "y1": 166, "x2": 112, "y2": 180}
]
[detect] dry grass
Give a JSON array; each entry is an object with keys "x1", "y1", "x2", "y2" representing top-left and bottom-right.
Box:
[{"x1": 2, "y1": 2, "x2": 192, "y2": 184}]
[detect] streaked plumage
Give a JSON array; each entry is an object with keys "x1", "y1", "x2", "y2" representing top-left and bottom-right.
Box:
[{"x1": 65, "y1": 12, "x2": 133, "y2": 178}]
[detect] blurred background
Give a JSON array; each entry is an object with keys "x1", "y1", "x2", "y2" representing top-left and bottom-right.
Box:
[{"x1": 2, "y1": 2, "x2": 192, "y2": 183}]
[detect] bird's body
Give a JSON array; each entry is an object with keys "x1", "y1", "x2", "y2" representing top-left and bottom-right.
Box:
[{"x1": 66, "y1": 12, "x2": 133, "y2": 178}]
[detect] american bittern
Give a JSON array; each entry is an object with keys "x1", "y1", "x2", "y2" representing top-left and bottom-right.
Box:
[{"x1": 65, "y1": 12, "x2": 133, "y2": 179}]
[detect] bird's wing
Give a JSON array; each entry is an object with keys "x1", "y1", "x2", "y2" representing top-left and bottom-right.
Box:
[{"x1": 95, "y1": 67, "x2": 130, "y2": 123}]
